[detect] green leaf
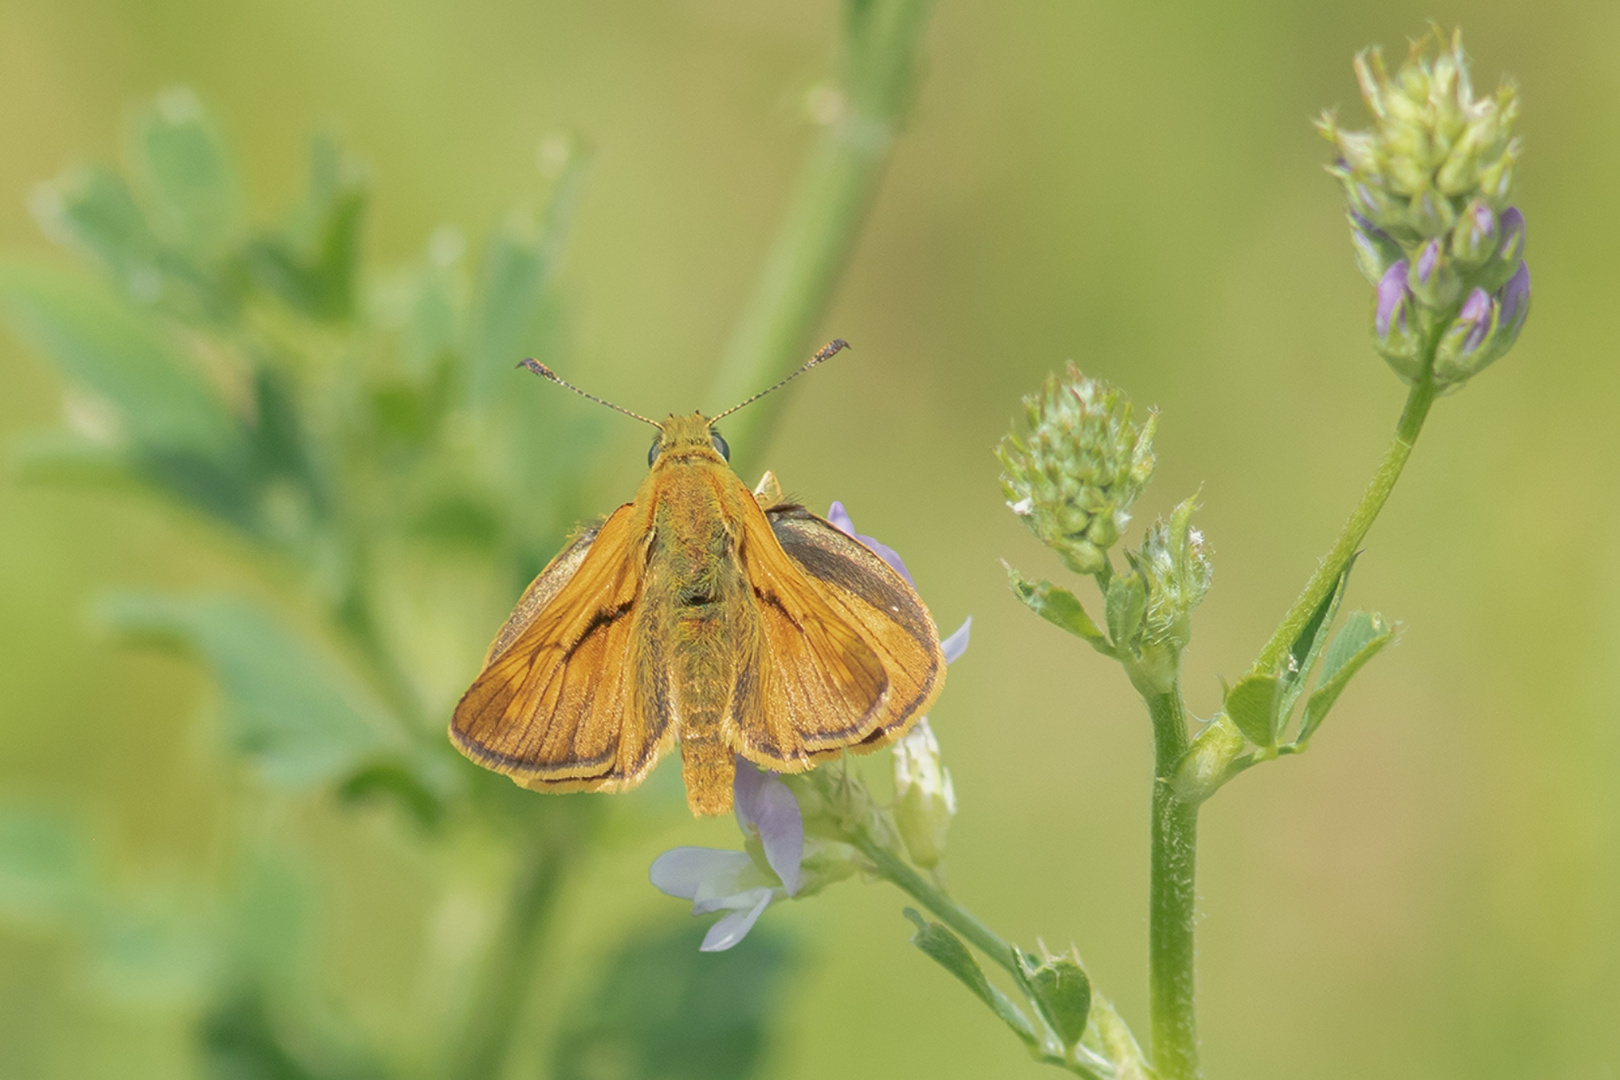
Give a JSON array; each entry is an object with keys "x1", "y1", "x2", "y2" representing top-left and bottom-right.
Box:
[
  {"x1": 0, "y1": 262, "x2": 244, "y2": 460},
  {"x1": 1016, "y1": 947, "x2": 1092, "y2": 1049},
  {"x1": 244, "y1": 136, "x2": 368, "y2": 321},
  {"x1": 1104, "y1": 570, "x2": 1146, "y2": 652},
  {"x1": 31, "y1": 165, "x2": 160, "y2": 288},
  {"x1": 337, "y1": 762, "x2": 449, "y2": 830},
  {"x1": 130, "y1": 88, "x2": 243, "y2": 257},
  {"x1": 32, "y1": 163, "x2": 232, "y2": 322},
  {"x1": 0, "y1": 806, "x2": 95, "y2": 929},
  {"x1": 903, "y1": 909, "x2": 1039, "y2": 1048},
  {"x1": 1225, "y1": 673, "x2": 1284, "y2": 748},
  {"x1": 1006, "y1": 566, "x2": 1111, "y2": 654},
  {"x1": 551, "y1": 918, "x2": 795, "y2": 1080},
  {"x1": 96, "y1": 593, "x2": 404, "y2": 789},
  {"x1": 1298, "y1": 611, "x2": 1395, "y2": 745},
  {"x1": 1277, "y1": 554, "x2": 1359, "y2": 728},
  {"x1": 199, "y1": 987, "x2": 388, "y2": 1080}
]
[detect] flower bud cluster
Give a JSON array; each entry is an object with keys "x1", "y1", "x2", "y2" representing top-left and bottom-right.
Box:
[
  {"x1": 1139, "y1": 496, "x2": 1212, "y2": 656},
  {"x1": 997, "y1": 365, "x2": 1156, "y2": 576},
  {"x1": 1318, "y1": 26, "x2": 1530, "y2": 389}
]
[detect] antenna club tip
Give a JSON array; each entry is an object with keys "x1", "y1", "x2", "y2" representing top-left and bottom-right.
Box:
[
  {"x1": 519, "y1": 358, "x2": 559, "y2": 380},
  {"x1": 813, "y1": 338, "x2": 851, "y2": 364}
]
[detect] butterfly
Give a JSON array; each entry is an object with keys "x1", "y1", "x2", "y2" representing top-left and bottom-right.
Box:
[{"x1": 450, "y1": 341, "x2": 945, "y2": 816}]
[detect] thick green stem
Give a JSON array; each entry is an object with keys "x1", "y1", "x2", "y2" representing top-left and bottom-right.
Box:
[
  {"x1": 1250, "y1": 378, "x2": 1436, "y2": 675},
  {"x1": 1147, "y1": 686, "x2": 1199, "y2": 1080},
  {"x1": 448, "y1": 832, "x2": 571, "y2": 1080},
  {"x1": 853, "y1": 830, "x2": 1021, "y2": 978},
  {"x1": 707, "y1": 0, "x2": 934, "y2": 465}
]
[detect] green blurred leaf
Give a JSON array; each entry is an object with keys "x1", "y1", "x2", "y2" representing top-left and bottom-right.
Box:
[
  {"x1": 244, "y1": 137, "x2": 368, "y2": 321},
  {"x1": 0, "y1": 261, "x2": 245, "y2": 459},
  {"x1": 552, "y1": 918, "x2": 794, "y2": 1080},
  {"x1": 1006, "y1": 567, "x2": 1112, "y2": 655},
  {"x1": 32, "y1": 162, "x2": 234, "y2": 322},
  {"x1": 1297, "y1": 611, "x2": 1395, "y2": 745},
  {"x1": 1225, "y1": 673, "x2": 1283, "y2": 748},
  {"x1": 1015, "y1": 947, "x2": 1091, "y2": 1049},
  {"x1": 198, "y1": 988, "x2": 386, "y2": 1080},
  {"x1": 130, "y1": 88, "x2": 243, "y2": 257},
  {"x1": 336, "y1": 762, "x2": 449, "y2": 830},
  {"x1": 96, "y1": 593, "x2": 404, "y2": 789},
  {"x1": 903, "y1": 909, "x2": 1039, "y2": 1049},
  {"x1": 1104, "y1": 570, "x2": 1146, "y2": 652},
  {"x1": 0, "y1": 806, "x2": 95, "y2": 929},
  {"x1": 31, "y1": 165, "x2": 160, "y2": 291}
]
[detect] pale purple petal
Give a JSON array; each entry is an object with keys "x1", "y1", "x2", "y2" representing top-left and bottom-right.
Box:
[
  {"x1": 942, "y1": 616, "x2": 972, "y2": 664},
  {"x1": 1499, "y1": 261, "x2": 1530, "y2": 328},
  {"x1": 1375, "y1": 261, "x2": 1410, "y2": 338},
  {"x1": 734, "y1": 765, "x2": 804, "y2": 895},
  {"x1": 1415, "y1": 238, "x2": 1440, "y2": 285},
  {"x1": 1458, "y1": 287, "x2": 1493, "y2": 352},
  {"x1": 827, "y1": 501, "x2": 914, "y2": 584},
  {"x1": 1496, "y1": 204, "x2": 1522, "y2": 254},
  {"x1": 649, "y1": 847, "x2": 753, "y2": 903},
  {"x1": 1465, "y1": 202, "x2": 1495, "y2": 246},
  {"x1": 699, "y1": 888, "x2": 776, "y2": 952}
]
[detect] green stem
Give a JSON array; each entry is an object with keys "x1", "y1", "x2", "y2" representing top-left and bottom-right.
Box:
[
  {"x1": 858, "y1": 834, "x2": 1115, "y2": 1079},
  {"x1": 707, "y1": 0, "x2": 935, "y2": 465},
  {"x1": 1147, "y1": 686, "x2": 1199, "y2": 1080},
  {"x1": 1250, "y1": 377, "x2": 1436, "y2": 675},
  {"x1": 853, "y1": 830, "x2": 1021, "y2": 978},
  {"x1": 447, "y1": 831, "x2": 571, "y2": 1080}
]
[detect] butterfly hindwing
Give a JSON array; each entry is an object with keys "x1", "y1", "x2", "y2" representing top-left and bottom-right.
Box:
[
  {"x1": 450, "y1": 502, "x2": 676, "y2": 791},
  {"x1": 725, "y1": 497, "x2": 944, "y2": 769}
]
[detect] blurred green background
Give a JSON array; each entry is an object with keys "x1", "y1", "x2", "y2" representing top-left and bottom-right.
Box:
[{"x1": 3, "y1": 1, "x2": 1618, "y2": 1078}]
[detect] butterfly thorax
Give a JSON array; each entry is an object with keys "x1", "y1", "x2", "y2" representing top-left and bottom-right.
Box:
[{"x1": 641, "y1": 412, "x2": 750, "y2": 814}]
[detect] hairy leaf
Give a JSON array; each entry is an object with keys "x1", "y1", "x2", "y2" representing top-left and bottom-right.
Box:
[{"x1": 1298, "y1": 611, "x2": 1395, "y2": 745}]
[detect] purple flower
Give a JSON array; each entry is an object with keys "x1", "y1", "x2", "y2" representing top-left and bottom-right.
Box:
[
  {"x1": 1456, "y1": 287, "x2": 1493, "y2": 353},
  {"x1": 649, "y1": 764, "x2": 804, "y2": 951},
  {"x1": 1414, "y1": 238, "x2": 1441, "y2": 286},
  {"x1": 1375, "y1": 260, "x2": 1411, "y2": 338},
  {"x1": 827, "y1": 500, "x2": 913, "y2": 584},
  {"x1": 1499, "y1": 261, "x2": 1531, "y2": 331},
  {"x1": 1498, "y1": 206, "x2": 1526, "y2": 264},
  {"x1": 1453, "y1": 201, "x2": 1497, "y2": 265}
]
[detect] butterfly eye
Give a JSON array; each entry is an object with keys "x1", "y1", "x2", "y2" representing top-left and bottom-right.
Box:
[
  {"x1": 710, "y1": 430, "x2": 730, "y2": 461},
  {"x1": 647, "y1": 437, "x2": 662, "y2": 468}
]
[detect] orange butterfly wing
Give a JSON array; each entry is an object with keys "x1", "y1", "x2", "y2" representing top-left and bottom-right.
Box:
[
  {"x1": 726, "y1": 498, "x2": 945, "y2": 770},
  {"x1": 450, "y1": 503, "x2": 676, "y2": 792}
]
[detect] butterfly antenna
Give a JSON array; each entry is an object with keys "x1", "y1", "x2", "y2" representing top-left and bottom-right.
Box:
[
  {"x1": 709, "y1": 339, "x2": 850, "y2": 423},
  {"x1": 519, "y1": 359, "x2": 662, "y2": 429}
]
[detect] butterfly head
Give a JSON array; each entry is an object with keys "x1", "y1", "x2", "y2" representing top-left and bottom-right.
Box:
[{"x1": 649, "y1": 413, "x2": 730, "y2": 468}]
